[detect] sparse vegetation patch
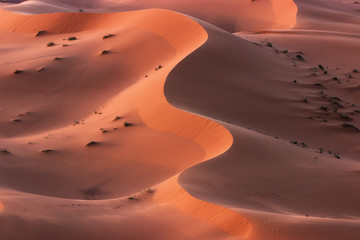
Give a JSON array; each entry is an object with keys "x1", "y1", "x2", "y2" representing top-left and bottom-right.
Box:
[
  {"x1": 342, "y1": 123, "x2": 360, "y2": 132},
  {"x1": 103, "y1": 34, "x2": 115, "y2": 39},
  {"x1": 0, "y1": 149, "x2": 9, "y2": 153}
]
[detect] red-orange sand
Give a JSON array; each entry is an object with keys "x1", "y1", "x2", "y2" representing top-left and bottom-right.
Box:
[{"x1": 1, "y1": 0, "x2": 360, "y2": 239}]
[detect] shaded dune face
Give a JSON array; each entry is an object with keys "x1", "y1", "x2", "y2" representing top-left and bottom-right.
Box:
[{"x1": 4, "y1": 0, "x2": 298, "y2": 32}]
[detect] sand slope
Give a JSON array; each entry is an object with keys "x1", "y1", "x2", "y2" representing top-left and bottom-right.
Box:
[
  {"x1": 162, "y1": 1, "x2": 360, "y2": 239},
  {"x1": 0, "y1": 8, "x2": 237, "y2": 239},
  {"x1": 3, "y1": 0, "x2": 298, "y2": 32},
  {"x1": 1, "y1": 0, "x2": 360, "y2": 239}
]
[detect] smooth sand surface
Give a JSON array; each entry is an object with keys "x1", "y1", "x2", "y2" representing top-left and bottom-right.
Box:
[
  {"x1": 2, "y1": 0, "x2": 298, "y2": 31},
  {"x1": 1, "y1": 0, "x2": 360, "y2": 239}
]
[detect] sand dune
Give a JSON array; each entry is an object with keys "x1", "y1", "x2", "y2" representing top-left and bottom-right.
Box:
[
  {"x1": 2, "y1": 0, "x2": 298, "y2": 32},
  {"x1": 294, "y1": 0, "x2": 360, "y2": 34},
  {"x1": 0, "y1": 7, "x2": 238, "y2": 240},
  {"x1": 1, "y1": 0, "x2": 360, "y2": 239}
]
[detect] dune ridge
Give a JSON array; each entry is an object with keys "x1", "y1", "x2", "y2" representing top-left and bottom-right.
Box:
[
  {"x1": 2, "y1": 0, "x2": 360, "y2": 239},
  {"x1": 161, "y1": 1, "x2": 360, "y2": 239},
  {"x1": 0, "y1": 7, "x2": 250, "y2": 239},
  {"x1": 0, "y1": 8, "x2": 234, "y2": 158},
  {"x1": 2, "y1": 0, "x2": 298, "y2": 32}
]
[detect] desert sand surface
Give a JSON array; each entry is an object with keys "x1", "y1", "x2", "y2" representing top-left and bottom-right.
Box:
[
  {"x1": 2, "y1": 0, "x2": 298, "y2": 31},
  {"x1": 1, "y1": 0, "x2": 360, "y2": 239}
]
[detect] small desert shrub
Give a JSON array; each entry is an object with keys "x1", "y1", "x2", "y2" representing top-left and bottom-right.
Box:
[
  {"x1": 41, "y1": 149, "x2": 53, "y2": 153},
  {"x1": 123, "y1": 121, "x2": 130, "y2": 127},
  {"x1": 68, "y1": 36, "x2": 77, "y2": 41},
  {"x1": 266, "y1": 42, "x2": 273, "y2": 48},
  {"x1": 79, "y1": 9, "x2": 84, "y2": 12},
  {"x1": 13, "y1": 70, "x2": 23, "y2": 74},
  {"x1": 86, "y1": 141, "x2": 98, "y2": 147},
  {"x1": 334, "y1": 153, "x2": 340, "y2": 159},
  {"x1": 353, "y1": 69, "x2": 359, "y2": 73},
  {"x1": 0, "y1": 149, "x2": 9, "y2": 153},
  {"x1": 332, "y1": 101, "x2": 344, "y2": 108},
  {"x1": 155, "y1": 65, "x2": 162, "y2": 70},
  {"x1": 296, "y1": 55, "x2": 304, "y2": 61},
  {"x1": 35, "y1": 30, "x2": 46, "y2": 37},
  {"x1": 103, "y1": 34, "x2": 115, "y2": 39},
  {"x1": 145, "y1": 188, "x2": 154, "y2": 194},
  {"x1": 318, "y1": 64, "x2": 325, "y2": 71},
  {"x1": 291, "y1": 140, "x2": 298, "y2": 145},
  {"x1": 339, "y1": 113, "x2": 353, "y2": 121},
  {"x1": 300, "y1": 143, "x2": 308, "y2": 148},
  {"x1": 47, "y1": 42, "x2": 55, "y2": 47},
  {"x1": 303, "y1": 98, "x2": 309, "y2": 103},
  {"x1": 101, "y1": 50, "x2": 110, "y2": 55},
  {"x1": 320, "y1": 106, "x2": 329, "y2": 112},
  {"x1": 314, "y1": 83, "x2": 325, "y2": 88},
  {"x1": 342, "y1": 123, "x2": 360, "y2": 132}
]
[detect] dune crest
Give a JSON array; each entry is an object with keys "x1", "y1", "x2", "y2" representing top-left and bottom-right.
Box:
[
  {"x1": 2, "y1": 0, "x2": 360, "y2": 239},
  {"x1": 270, "y1": 0, "x2": 298, "y2": 28},
  {"x1": 2, "y1": 0, "x2": 298, "y2": 32},
  {"x1": 0, "y1": 7, "x2": 243, "y2": 238}
]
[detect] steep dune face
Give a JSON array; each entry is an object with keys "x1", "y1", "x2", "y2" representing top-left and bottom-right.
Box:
[
  {"x1": 2, "y1": 0, "x2": 298, "y2": 32},
  {"x1": 166, "y1": 19, "x2": 360, "y2": 160},
  {"x1": 160, "y1": 1, "x2": 360, "y2": 239}
]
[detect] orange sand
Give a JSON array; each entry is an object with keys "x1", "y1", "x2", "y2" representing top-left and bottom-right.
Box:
[{"x1": 1, "y1": 0, "x2": 360, "y2": 239}]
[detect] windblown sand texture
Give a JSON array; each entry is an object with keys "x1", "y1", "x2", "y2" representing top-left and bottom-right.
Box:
[{"x1": 1, "y1": 0, "x2": 360, "y2": 239}]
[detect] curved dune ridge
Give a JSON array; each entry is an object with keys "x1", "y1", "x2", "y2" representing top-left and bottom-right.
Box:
[
  {"x1": 0, "y1": 7, "x2": 248, "y2": 239},
  {"x1": 162, "y1": 1, "x2": 360, "y2": 239},
  {"x1": 2, "y1": 0, "x2": 298, "y2": 32},
  {"x1": 0, "y1": 7, "x2": 233, "y2": 197},
  {"x1": 2, "y1": 0, "x2": 360, "y2": 239}
]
